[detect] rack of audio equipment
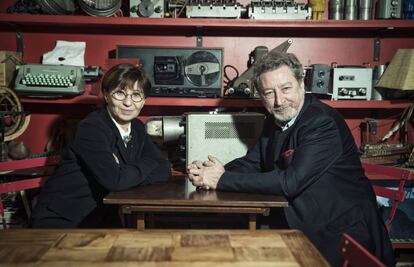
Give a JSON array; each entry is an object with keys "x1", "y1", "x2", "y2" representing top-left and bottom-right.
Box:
[{"x1": 0, "y1": 8, "x2": 413, "y2": 154}]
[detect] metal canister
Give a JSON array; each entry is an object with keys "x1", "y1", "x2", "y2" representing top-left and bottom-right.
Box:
[
  {"x1": 345, "y1": 0, "x2": 357, "y2": 19},
  {"x1": 329, "y1": 0, "x2": 344, "y2": 19},
  {"x1": 358, "y1": 0, "x2": 372, "y2": 19}
]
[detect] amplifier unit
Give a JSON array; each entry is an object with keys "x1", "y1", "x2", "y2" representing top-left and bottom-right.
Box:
[
  {"x1": 332, "y1": 67, "x2": 373, "y2": 100},
  {"x1": 116, "y1": 46, "x2": 223, "y2": 98}
]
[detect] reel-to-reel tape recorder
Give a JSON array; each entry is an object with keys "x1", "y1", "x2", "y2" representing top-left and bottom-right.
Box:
[{"x1": 116, "y1": 46, "x2": 223, "y2": 97}]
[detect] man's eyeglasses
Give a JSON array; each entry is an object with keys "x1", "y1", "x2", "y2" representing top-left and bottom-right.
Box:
[{"x1": 111, "y1": 90, "x2": 144, "y2": 103}]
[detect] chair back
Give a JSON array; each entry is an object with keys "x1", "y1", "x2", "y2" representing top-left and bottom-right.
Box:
[
  {"x1": 0, "y1": 155, "x2": 60, "y2": 229},
  {"x1": 362, "y1": 162, "x2": 413, "y2": 232},
  {"x1": 340, "y1": 233, "x2": 386, "y2": 267}
]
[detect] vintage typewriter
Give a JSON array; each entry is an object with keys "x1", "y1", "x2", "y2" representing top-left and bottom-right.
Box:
[{"x1": 14, "y1": 64, "x2": 85, "y2": 97}]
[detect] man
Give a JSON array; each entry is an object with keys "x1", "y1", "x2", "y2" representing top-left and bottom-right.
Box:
[{"x1": 187, "y1": 52, "x2": 394, "y2": 266}]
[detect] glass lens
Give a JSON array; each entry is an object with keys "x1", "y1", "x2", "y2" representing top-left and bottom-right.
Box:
[
  {"x1": 131, "y1": 93, "x2": 143, "y2": 102},
  {"x1": 112, "y1": 90, "x2": 143, "y2": 102},
  {"x1": 112, "y1": 90, "x2": 126, "y2": 101}
]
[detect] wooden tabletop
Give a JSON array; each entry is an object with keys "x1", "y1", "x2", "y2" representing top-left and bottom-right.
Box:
[
  {"x1": 0, "y1": 229, "x2": 329, "y2": 266},
  {"x1": 104, "y1": 176, "x2": 288, "y2": 208}
]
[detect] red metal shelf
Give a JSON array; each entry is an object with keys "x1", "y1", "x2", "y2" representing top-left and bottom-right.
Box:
[
  {"x1": 19, "y1": 96, "x2": 412, "y2": 109},
  {"x1": 1, "y1": 14, "x2": 413, "y2": 37},
  {"x1": 146, "y1": 97, "x2": 413, "y2": 109}
]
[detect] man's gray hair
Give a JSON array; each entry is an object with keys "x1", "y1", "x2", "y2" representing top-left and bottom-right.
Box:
[{"x1": 253, "y1": 52, "x2": 304, "y2": 90}]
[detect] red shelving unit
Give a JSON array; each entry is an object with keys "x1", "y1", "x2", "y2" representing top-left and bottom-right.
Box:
[
  {"x1": 18, "y1": 95, "x2": 412, "y2": 109},
  {"x1": 1, "y1": 14, "x2": 414, "y2": 37},
  {"x1": 0, "y1": 9, "x2": 413, "y2": 153}
]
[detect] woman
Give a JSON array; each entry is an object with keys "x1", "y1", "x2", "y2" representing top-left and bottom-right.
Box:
[{"x1": 31, "y1": 64, "x2": 171, "y2": 228}]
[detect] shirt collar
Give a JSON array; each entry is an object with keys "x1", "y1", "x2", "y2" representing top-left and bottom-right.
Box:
[
  {"x1": 275, "y1": 114, "x2": 298, "y2": 132},
  {"x1": 106, "y1": 107, "x2": 131, "y2": 145}
]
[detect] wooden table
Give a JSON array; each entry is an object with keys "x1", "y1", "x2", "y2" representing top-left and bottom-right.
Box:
[
  {"x1": 104, "y1": 177, "x2": 288, "y2": 231},
  {"x1": 0, "y1": 229, "x2": 329, "y2": 266}
]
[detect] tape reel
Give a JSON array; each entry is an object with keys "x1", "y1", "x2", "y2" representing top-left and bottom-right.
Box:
[{"x1": 184, "y1": 51, "x2": 221, "y2": 87}]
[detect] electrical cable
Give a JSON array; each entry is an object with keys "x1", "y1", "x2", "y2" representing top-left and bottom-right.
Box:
[{"x1": 222, "y1": 64, "x2": 239, "y2": 95}]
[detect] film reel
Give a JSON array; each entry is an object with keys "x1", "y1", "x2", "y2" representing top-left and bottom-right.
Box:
[
  {"x1": 79, "y1": 0, "x2": 122, "y2": 16},
  {"x1": 184, "y1": 51, "x2": 221, "y2": 87},
  {"x1": 0, "y1": 87, "x2": 30, "y2": 142},
  {"x1": 137, "y1": 0, "x2": 155, "y2": 16}
]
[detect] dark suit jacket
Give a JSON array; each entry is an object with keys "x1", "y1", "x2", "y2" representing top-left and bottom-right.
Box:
[
  {"x1": 218, "y1": 94, "x2": 394, "y2": 266},
  {"x1": 32, "y1": 108, "x2": 171, "y2": 227}
]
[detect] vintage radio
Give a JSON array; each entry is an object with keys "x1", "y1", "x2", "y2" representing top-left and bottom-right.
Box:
[
  {"x1": 186, "y1": 0, "x2": 244, "y2": 18},
  {"x1": 332, "y1": 66, "x2": 372, "y2": 100},
  {"x1": 117, "y1": 46, "x2": 223, "y2": 98},
  {"x1": 248, "y1": 0, "x2": 311, "y2": 19}
]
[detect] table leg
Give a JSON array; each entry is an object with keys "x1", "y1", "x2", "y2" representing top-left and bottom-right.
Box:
[
  {"x1": 147, "y1": 212, "x2": 155, "y2": 228},
  {"x1": 0, "y1": 195, "x2": 7, "y2": 229},
  {"x1": 248, "y1": 214, "x2": 256, "y2": 231},
  {"x1": 136, "y1": 213, "x2": 145, "y2": 230},
  {"x1": 20, "y1": 190, "x2": 31, "y2": 219}
]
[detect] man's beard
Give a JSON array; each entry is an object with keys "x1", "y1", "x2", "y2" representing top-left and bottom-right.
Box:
[{"x1": 272, "y1": 105, "x2": 298, "y2": 124}]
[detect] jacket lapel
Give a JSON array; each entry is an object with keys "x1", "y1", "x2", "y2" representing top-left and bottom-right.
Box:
[
  {"x1": 264, "y1": 94, "x2": 313, "y2": 171},
  {"x1": 101, "y1": 108, "x2": 129, "y2": 163},
  {"x1": 265, "y1": 123, "x2": 281, "y2": 171}
]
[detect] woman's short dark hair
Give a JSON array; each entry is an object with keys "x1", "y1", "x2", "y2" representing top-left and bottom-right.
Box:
[
  {"x1": 253, "y1": 52, "x2": 304, "y2": 90},
  {"x1": 101, "y1": 64, "x2": 151, "y2": 97}
]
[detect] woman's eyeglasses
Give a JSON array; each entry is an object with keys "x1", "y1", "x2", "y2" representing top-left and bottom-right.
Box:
[{"x1": 111, "y1": 90, "x2": 144, "y2": 103}]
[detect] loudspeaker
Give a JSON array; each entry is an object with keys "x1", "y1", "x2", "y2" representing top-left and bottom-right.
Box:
[
  {"x1": 305, "y1": 64, "x2": 331, "y2": 95},
  {"x1": 186, "y1": 112, "x2": 264, "y2": 166}
]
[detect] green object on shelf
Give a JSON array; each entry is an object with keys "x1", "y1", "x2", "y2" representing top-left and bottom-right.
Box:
[{"x1": 30, "y1": 151, "x2": 61, "y2": 158}]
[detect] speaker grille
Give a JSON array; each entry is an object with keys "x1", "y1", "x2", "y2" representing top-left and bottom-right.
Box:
[{"x1": 205, "y1": 122, "x2": 256, "y2": 139}]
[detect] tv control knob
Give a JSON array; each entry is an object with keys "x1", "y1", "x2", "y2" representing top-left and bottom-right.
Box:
[
  {"x1": 318, "y1": 71, "x2": 325, "y2": 78},
  {"x1": 154, "y1": 6, "x2": 163, "y2": 13},
  {"x1": 339, "y1": 88, "x2": 348, "y2": 95},
  {"x1": 317, "y1": 80, "x2": 325, "y2": 87},
  {"x1": 244, "y1": 87, "x2": 251, "y2": 95},
  {"x1": 227, "y1": 87, "x2": 235, "y2": 94},
  {"x1": 358, "y1": 88, "x2": 366, "y2": 95}
]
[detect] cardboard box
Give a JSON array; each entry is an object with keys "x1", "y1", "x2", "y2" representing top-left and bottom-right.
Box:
[{"x1": 0, "y1": 51, "x2": 21, "y2": 88}]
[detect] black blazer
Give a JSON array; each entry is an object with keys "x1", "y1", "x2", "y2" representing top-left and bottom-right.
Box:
[
  {"x1": 32, "y1": 108, "x2": 171, "y2": 226},
  {"x1": 218, "y1": 94, "x2": 394, "y2": 266}
]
